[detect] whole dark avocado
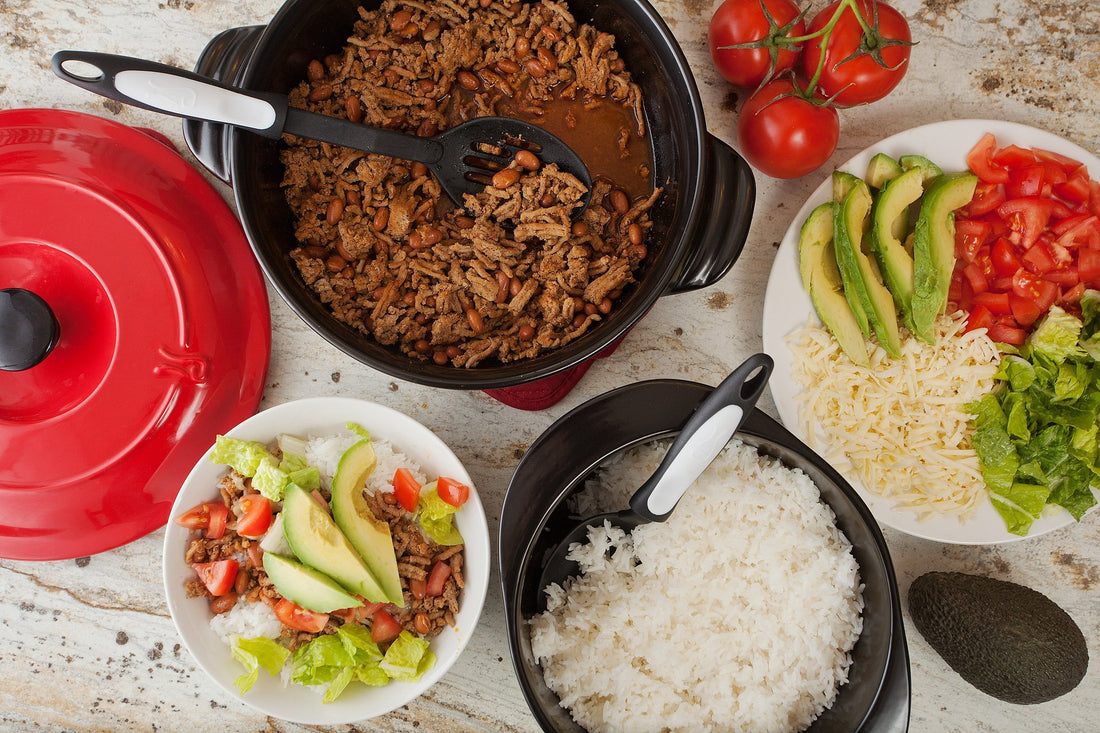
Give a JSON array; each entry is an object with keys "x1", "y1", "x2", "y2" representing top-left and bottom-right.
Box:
[{"x1": 908, "y1": 572, "x2": 1088, "y2": 704}]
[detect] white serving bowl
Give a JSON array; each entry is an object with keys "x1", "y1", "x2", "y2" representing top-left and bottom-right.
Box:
[{"x1": 162, "y1": 396, "x2": 490, "y2": 724}]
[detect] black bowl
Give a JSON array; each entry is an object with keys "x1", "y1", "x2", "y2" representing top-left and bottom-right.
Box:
[
  {"x1": 183, "y1": 0, "x2": 755, "y2": 389},
  {"x1": 500, "y1": 379, "x2": 911, "y2": 732}
]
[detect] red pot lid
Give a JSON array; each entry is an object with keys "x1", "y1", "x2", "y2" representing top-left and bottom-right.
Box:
[{"x1": 0, "y1": 109, "x2": 270, "y2": 560}]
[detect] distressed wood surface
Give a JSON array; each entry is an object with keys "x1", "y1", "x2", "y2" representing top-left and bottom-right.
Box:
[{"x1": 1, "y1": 0, "x2": 1098, "y2": 730}]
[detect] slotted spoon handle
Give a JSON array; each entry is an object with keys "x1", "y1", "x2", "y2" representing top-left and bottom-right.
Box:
[
  {"x1": 628, "y1": 353, "x2": 774, "y2": 522},
  {"x1": 51, "y1": 51, "x2": 441, "y2": 163}
]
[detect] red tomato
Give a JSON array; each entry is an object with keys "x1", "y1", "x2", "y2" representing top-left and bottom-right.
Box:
[
  {"x1": 966, "y1": 133, "x2": 1010, "y2": 184},
  {"x1": 371, "y1": 609, "x2": 403, "y2": 644},
  {"x1": 799, "y1": 0, "x2": 911, "y2": 105},
  {"x1": 1012, "y1": 270, "x2": 1059, "y2": 311},
  {"x1": 176, "y1": 501, "x2": 229, "y2": 540},
  {"x1": 274, "y1": 598, "x2": 329, "y2": 633},
  {"x1": 192, "y1": 560, "x2": 239, "y2": 596},
  {"x1": 707, "y1": 0, "x2": 805, "y2": 88},
  {"x1": 987, "y1": 323, "x2": 1028, "y2": 345},
  {"x1": 1008, "y1": 292, "x2": 1043, "y2": 327},
  {"x1": 972, "y1": 291, "x2": 1011, "y2": 315},
  {"x1": 962, "y1": 261, "x2": 989, "y2": 294},
  {"x1": 392, "y1": 468, "x2": 422, "y2": 513},
  {"x1": 737, "y1": 79, "x2": 840, "y2": 179},
  {"x1": 990, "y1": 238, "x2": 1022, "y2": 277},
  {"x1": 997, "y1": 197, "x2": 1054, "y2": 249},
  {"x1": 966, "y1": 182, "x2": 1006, "y2": 217},
  {"x1": 965, "y1": 304, "x2": 995, "y2": 332},
  {"x1": 236, "y1": 495, "x2": 272, "y2": 537},
  {"x1": 1080, "y1": 247, "x2": 1100, "y2": 285},
  {"x1": 436, "y1": 477, "x2": 470, "y2": 507},
  {"x1": 426, "y1": 560, "x2": 453, "y2": 598},
  {"x1": 1043, "y1": 266, "x2": 1079, "y2": 288},
  {"x1": 1021, "y1": 242, "x2": 1056, "y2": 274}
]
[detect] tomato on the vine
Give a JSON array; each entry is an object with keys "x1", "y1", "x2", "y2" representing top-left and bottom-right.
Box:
[
  {"x1": 737, "y1": 79, "x2": 839, "y2": 179},
  {"x1": 799, "y1": 0, "x2": 911, "y2": 105},
  {"x1": 707, "y1": 0, "x2": 806, "y2": 89}
]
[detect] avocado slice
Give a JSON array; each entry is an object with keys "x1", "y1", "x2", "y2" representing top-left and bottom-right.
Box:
[
  {"x1": 831, "y1": 170, "x2": 863, "y2": 204},
  {"x1": 330, "y1": 440, "x2": 405, "y2": 607},
  {"x1": 798, "y1": 202, "x2": 870, "y2": 367},
  {"x1": 900, "y1": 154, "x2": 944, "y2": 185},
  {"x1": 865, "y1": 152, "x2": 903, "y2": 189},
  {"x1": 869, "y1": 167, "x2": 923, "y2": 336},
  {"x1": 833, "y1": 179, "x2": 903, "y2": 357},
  {"x1": 908, "y1": 572, "x2": 1088, "y2": 704},
  {"x1": 911, "y1": 172, "x2": 979, "y2": 341},
  {"x1": 281, "y1": 482, "x2": 389, "y2": 603},
  {"x1": 262, "y1": 551, "x2": 363, "y2": 613}
]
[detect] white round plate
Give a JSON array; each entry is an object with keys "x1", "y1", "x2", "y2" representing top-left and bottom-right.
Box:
[
  {"x1": 762, "y1": 119, "x2": 1098, "y2": 544},
  {"x1": 163, "y1": 396, "x2": 490, "y2": 724}
]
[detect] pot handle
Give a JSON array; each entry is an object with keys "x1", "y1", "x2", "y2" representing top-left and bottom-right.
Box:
[
  {"x1": 182, "y1": 25, "x2": 267, "y2": 184},
  {"x1": 667, "y1": 134, "x2": 756, "y2": 293}
]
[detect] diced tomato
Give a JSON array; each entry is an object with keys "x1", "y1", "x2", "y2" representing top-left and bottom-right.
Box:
[
  {"x1": 990, "y1": 238, "x2": 1023, "y2": 277},
  {"x1": 967, "y1": 133, "x2": 1010, "y2": 184},
  {"x1": 426, "y1": 560, "x2": 452, "y2": 597},
  {"x1": 1079, "y1": 247, "x2": 1100, "y2": 285},
  {"x1": 972, "y1": 291, "x2": 1012, "y2": 315},
  {"x1": 1032, "y1": 147, "x2": 1084, "y2": 173},
  {"x1": 332, "y1": 598, "x2": 385, "y2": 623},
  {"x1": 176, "y1": 501, "x2": 229, "y2": 540},
  {"x1": 436, "y1": 477, "x2": 470, "y2": 507},
  {"x1": 1061, "y1": 282, "x2": 1086, "y2": 306},
  {"x1": 965, "y1": 304, "x2": 995, "y2": 332},
  {"x1": 1054, "y1": 172, "x2": 1091, "y2": 206},
  {"x1": 1043, "y1": 266, "x2": 1079, "y2": 288},
  {"x1": 1021, "y1": 241, "x2": 1056, "y2": 274},
  {"x1": 1089, "y1": 179, "x2": 1100, "y2": 218},
  {"x1": 274, "y1": 598, "x2": 330, "y2": 632},
  {"x1": 987, "y1": 323, "x2": 1028, "y2": 345},
  {"x1": 192, "y1": 559, "x2": 239, "y2": 596},
  {"x1": 392, "y1": 468, "x2": 422, "y2": 513},
  {"x1": 236, "y1": 495, "x2": 272, "y2": 537},
  {"x1": 992, "y1": 143, "x2": 1037, "y2": 169},
  {"x1": 1056, "y1": 215, "x2": 1100, "y2": 249},
  {"x1": 997, "y1": 197, "x2": 1055, "y2": 249},
  {"x1": 1051, "y1": 213, "x2": 1092, "y2": 237},
  {"x1": 948, "y1": 270, "x2": 966, "y2": 309},
  {"x1": 961, "y1": 261, "x2": 989, "y2": 294},
  {"x1": 1005, "y1": 164, "x2": 1046, "y2": 199},
  {"x1": 955, "y1": 219, "x2": 993, "y2": 263},
  {"x1": 1008, "y1": 292, "x2": 1043, "y2": 327},
  {"x1": 965, "y1": 182, "x2": 1006, "y2": 218},
  {"x1": 1012, "y1": 270, "x2": 1059, "y2": 311},
  {"x1": 370, "y1": 609, "x2": 403, "y2": 643}
]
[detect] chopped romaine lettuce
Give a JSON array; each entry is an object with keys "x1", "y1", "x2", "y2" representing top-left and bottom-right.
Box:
[
  {"x1": 231, "y1": 636, "x2": 290, "y2": 694},
  {"x1": 969, "y1": 298, "x2": 1100, "y2": 535},
  {"x1": 379, "y1": 631, "x2": 435, "y2": 682},
  {"x1": 417, "y1": 486, "x2": 463, "y2": 545},
  {"x1": 210, "y1": 436, "x2": 275, "y2": 477}
]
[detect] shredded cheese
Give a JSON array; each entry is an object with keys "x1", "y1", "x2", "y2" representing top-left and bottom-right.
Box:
[{"x1": 787, "y1": 311, "x2": 1001, "y2": 520}]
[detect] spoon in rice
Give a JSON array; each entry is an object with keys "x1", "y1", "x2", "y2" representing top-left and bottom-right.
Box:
[
  {"x1": 52, "y1": 50, "x2": 593, "y2": 215},
  {"x1": 538, "y1": 353, "x2": 773, "y2": 594}
]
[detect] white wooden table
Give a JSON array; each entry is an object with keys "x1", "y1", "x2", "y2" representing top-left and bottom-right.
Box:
[{"x1": 2, "y1": 0, "x2": 1098, "y2": 730}]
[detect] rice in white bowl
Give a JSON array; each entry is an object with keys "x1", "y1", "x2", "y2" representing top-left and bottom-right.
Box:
[{"x1": 528, "y1": 439, "x2": 864, "y2": 733}]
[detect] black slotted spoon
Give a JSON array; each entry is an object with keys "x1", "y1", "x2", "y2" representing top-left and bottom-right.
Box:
[{"x1": 51, "y1": 51, "x2": 592, "y2": 212}]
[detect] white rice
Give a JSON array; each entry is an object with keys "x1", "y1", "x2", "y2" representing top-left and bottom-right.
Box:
[
  {"x1": 211, "y1": 596, "x2": 283, "y2": 646},
  {"x1": 528, "y1": 439, "x2": 864, "y2": 733},
  {"x1": 305, "y1": 434, "x2": 428, "y2": 493}
]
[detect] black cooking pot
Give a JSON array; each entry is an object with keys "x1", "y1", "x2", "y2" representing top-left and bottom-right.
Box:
[
  {"x1": 183, "y1": 0, "x2": 755, "y2": 389},
  {"x1": 500, "y1": 380, "x2": 912, "y2": 732}
]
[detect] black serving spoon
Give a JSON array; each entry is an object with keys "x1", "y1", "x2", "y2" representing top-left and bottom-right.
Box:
[
  {"x1": 51, "y1": 51, "x2": 592, "y2": 213},
  {"x1": 537, "y1": 353, "x2": 773, "y2": 593}
]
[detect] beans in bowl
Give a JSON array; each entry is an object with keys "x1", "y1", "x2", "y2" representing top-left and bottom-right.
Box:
[{"x1": 281, "y1": 0, "x2": 659, "y2": 368}]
